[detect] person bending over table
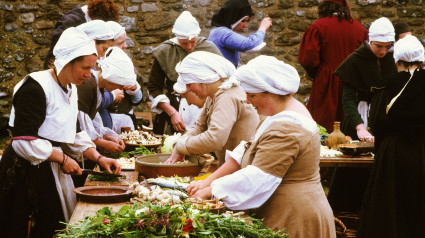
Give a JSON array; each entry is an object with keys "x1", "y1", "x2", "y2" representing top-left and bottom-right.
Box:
[
  {"x1": 165, "y1": 51, "x2": 259, "y2": 165},
  {"x1": 187, "y1": 55, "x2": 335, "y2": 237}
]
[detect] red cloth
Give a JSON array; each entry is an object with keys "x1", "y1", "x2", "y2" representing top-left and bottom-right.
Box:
[{"x1": 298, "y1": 16, "x2": 368, "y2": 133}]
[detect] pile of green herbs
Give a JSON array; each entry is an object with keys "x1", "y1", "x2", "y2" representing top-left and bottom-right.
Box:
[
  {"x1": 129, "y1": 145, "x2": 156, "y2": 155},
  {"x1": 58, "y1": 202, "x2": 289, "y2": 238},
  {"x1": 88, "y1": 170, "x2": 126, "y2": 182},
  {"x1": 106, "y1": 145, "x2": 156, "y2": 159}
]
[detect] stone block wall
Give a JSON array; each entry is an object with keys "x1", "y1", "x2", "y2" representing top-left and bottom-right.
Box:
[{"x1": 0, "y1": 0, "x2": 424, "y2": 121}]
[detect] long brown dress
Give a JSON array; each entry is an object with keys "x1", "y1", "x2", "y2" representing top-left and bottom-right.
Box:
[{"x1": 242, "y1": 120, "x2": 336, "y2": 237}]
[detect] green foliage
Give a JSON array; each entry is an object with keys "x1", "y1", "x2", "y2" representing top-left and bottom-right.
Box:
[
  {"x1": 317, "y1": 124, "x2": 329, "y2": 146},
  {"x1": 58, "y1": 202, "x2": 289, "y2": 238},
  {"x1": 129, "y1": 145, "x2": 155, "y2": 155}
]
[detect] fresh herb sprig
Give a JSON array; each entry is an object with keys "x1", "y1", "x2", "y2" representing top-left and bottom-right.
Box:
[{"x1": 129, "y1": 145, "x2": 156, "y2": 155}]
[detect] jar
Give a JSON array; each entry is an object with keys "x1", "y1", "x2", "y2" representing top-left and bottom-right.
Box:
[{"x1": 327, "y1": 121, "x2": 346, "y2": 150}]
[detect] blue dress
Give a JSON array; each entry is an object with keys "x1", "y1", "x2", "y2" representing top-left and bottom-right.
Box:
[{"x1": 208, "y1": 27, "x2": 265, "y2": 67}]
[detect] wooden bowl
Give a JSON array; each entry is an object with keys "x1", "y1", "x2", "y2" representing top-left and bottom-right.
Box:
[
  {"x1": 135, "y1": 154, "x2": 206, "y2": 178},
  {"x1": 338, "y1": 142, "x2": 374, "y2": 155},
  {"x1": 73, "y1": 185, "x2": 134, "y2": 203}
]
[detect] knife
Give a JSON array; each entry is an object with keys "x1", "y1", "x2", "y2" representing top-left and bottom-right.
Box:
[{"x1": 82, "y1": 169, "x2": 125, "y2": 178}]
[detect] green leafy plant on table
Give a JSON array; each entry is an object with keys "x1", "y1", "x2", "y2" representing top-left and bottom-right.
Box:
[{"x1": 58, "y1": 202, "x2": 289, "y2": 238}]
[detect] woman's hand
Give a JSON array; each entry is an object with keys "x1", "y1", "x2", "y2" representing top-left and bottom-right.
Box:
[
  {"x1": 356, "y1": 123, "x2": 375, "y2": 142},
  {"x1": 258, "y1": 17, "x2": 272, "y2": 33},
  {"x1": 170, "y1": 111, "x2": 186, "y2": 132},
  {"x1": 165, "y1": 149, "x2": 185, "y2": 164},
  {"x1": 61, "y1": 157, "x2": 82, "y2": 175},
  {"x1": 112, "y1": 89, "x2": 124, "y2": 103},
  {"x1": 187, "y1": 179, "x2": 211, "y2": 196},
  {"x1": 104, "y1": 135, "x2": 126, "y2": 148},
  {"x1": 98, "y1": 156, "x2": 122, "y2": 174},
  {"x1": 191, "y1": 186, "x2": 212, "y2": 200},
  {"x1": 102, "y1": 140, "x2": 125, "y2": 153}
]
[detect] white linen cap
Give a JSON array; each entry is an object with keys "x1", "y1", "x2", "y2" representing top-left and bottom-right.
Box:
[
  {"x1": 98, "y1": 46, "x2": 137, "y2": 86},
  {"x1": 393, "y1": 35, "x2": 425, "y2": 63},
  {"x1": 173, "y1": 79, "x2": 187, "y2": 94},
  {"x1": 106, "y1": 21, "x2": 126, "y2": 40},
  {"x1": 77, "y1": 20, "x2": 114, "y2": 40},
  {"x1": 175, "y1": 51, "x2": 238, "y2": 89},
  {"x1": 369, "y1": 17, "x2": 395, "y2": 43},
  {"x1": 172, "y1": 11, "x2": 201, "y2": 40},
  {"x1": 235, "y1": 55, "x2": 300, "y2": 95},
  {"x1": 53, "y1": 27, "x2": 98, "y2": 75}
]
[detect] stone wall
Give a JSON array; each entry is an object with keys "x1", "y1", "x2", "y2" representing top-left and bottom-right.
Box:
[{"x1": 1, "y1": 0, "x2": 425, "y2": 122}]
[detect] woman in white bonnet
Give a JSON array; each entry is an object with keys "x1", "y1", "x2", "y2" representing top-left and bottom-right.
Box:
[
  {"x1": 0, "y1": 27, "x2": 121, "y2": 237},
  {"x1": 187, "y1": 55, "x2": 335, "y2": 237},
  {"x1": 165, "y1": 51, "x2": 259, "y2": 165},
  {"x1": 331, "y1": 17, "x2": 398, "y2": 211},
  {"x1": 147, "y1": 11, "x2": 222, "y2": 135},
  {"x1": 77, "y1": 46, "x2": 138, "y2": 155},
  {"x1": 105, "y1": 21, "x2": 144, "y2": 134},
  {"x1": 357, "y1": 35, "x2": 425, "y2": 238}
]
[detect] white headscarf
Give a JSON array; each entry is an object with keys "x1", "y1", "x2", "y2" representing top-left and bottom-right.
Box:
[
  {"x1": 53, "y1": 27, "x2": 97, "y2": 75},
  {"x1": 231, "y1": 16, "x2": 247, "y2": 29},
  {"x1": 175, "y1": 51, "x2": 238, "y2": 89},
  {"x1": 235, "y1": 55, "x2": 300, "y2": 95},
  {"x1": 98, "y1": 47, "x2": 137, "y2": 86},
  {"x1": 77, "y1": 20, "x2": 114, "y2": 40},
  {"x1": 172, "y1": 11, "x2": 201, "y2": 40},
  {"x1": 173, "y1": 79, "x2": 187, "y2": 94},
  {"x1": 393, "y1": 35, "x2": 425, "y2": 63},
  {"x1": 106, "y1": 21, "x2": 126, "y2": 40},
  {"x1": 369, "y1": 17, "x2": 395, "y2": 43}
]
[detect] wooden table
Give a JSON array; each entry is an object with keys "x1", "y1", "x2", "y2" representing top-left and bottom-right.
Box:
[
  {"x1": 69, "y1": 171, "x2": 138, "y2": 223},
  {"x1": 320, "y1": 155, "x2": 374, "y2": 168},
  {"x1": 69, "y1": 159, "x2": 219, "y2": 224}
]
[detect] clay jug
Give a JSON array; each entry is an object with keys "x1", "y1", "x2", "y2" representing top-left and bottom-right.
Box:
[{"x1": 327, "y1": 121, "x2": 346, "y2": 150}]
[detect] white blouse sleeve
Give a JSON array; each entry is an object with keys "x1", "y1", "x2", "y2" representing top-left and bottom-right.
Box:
[
  {"x1": 78, "y1": 110, "x2": 102, "y2": 140},
  {"x1": 62, "y1": 131, "x2": 96, "y2": 162},
  {"x1": 225, "y1": 140, "x2": 247, "y2": 164},
  {"x1": 149, "y1": 94, "x2": 170, "y2": 114},
  {"x1": 211, "y1": 165, "x2": 282, "y2": 210},
  {"x1": 93, "y1": 113, "x2": 118, "y2": 138},
  {"x1": 12, "y1": 139, "x2": 53, "y2": 165}
]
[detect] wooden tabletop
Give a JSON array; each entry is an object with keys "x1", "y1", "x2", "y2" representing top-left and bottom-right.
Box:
[
  {"x1": 320, "y1": 155, "x2": 374, "y2": 168},
  {"x1": 69, "y1": 156, "x2": 372, "y2": 223},
  {"x1": 69, "y1": 171, "x2": 138, "y2": 224}
]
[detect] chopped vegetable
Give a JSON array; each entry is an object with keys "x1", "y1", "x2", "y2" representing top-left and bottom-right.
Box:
[{"x1": 161, "y1": 133, "x2": 182, "y2": 154}]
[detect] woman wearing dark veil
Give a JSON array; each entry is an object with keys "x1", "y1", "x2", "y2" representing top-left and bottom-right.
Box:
[{"x1": 208, "y1": 0, "x2": 272, "y2": 67}]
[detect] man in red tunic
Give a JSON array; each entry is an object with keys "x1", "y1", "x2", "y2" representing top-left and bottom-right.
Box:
[{"x1": 298, "y1": 0, "x2": 368, "y2": 132}]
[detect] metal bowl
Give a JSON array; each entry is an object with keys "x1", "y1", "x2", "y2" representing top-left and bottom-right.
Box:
[{"x1": 135, "y1": 153, "x2": 206, "y2": 178}]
